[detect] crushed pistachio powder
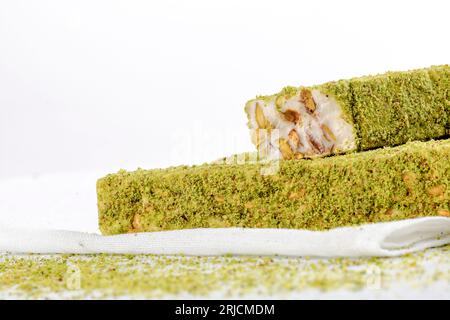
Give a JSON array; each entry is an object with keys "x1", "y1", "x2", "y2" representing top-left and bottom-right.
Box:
[
  {"x1": 0, "y1": 245, "x2": 448, "y2": 299},
  {"x1": 97, "y1": 139, "x2": 450, "y2": 235}
]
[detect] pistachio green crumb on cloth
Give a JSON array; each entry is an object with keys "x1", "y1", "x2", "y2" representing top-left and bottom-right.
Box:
[
  {"x1": 97, "y1": 139, "x2": 450, "y2": 235},
  {"x1": 1, "y1": 245, "x2": 449, "y2": 299},
  {"x1": 244, "y1": 65, "x2": 449, "y2": 159}
]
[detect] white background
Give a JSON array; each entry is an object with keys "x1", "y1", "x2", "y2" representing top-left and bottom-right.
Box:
[{"x1": 1, "y1": 0, "x2": 449, "y2": 180}]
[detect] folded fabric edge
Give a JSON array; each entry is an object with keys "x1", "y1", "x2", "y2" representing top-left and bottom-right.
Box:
[
  {"x1": 0, "y1": 217, "x2": 449, "y2": 257},
  {"x1": 377, "y1": 217, "x2": 450, "y2": 256}
]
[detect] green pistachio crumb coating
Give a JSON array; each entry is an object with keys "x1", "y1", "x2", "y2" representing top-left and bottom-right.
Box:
[
  {"x1": 350, "y1": 66, "x2": 448, "y2": 150},
  {"x1": 427, "y1": 65, "x2": 450, "y2": 133},
  {"x1": 97, "y1": 139, "x2": 450, "y2": 235}
]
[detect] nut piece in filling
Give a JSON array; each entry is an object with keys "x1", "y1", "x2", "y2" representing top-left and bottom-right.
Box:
[
  {"x1": 282, "y1": 110, "x2": 301, "y2": 124},
  {"x1": 288, "y1": 129, "x2": 301, "y2": 148},
  {"x1": 279, "y1": 138, "x2": 294, "y2": 159},
  {"x1": 307, "y1": 132, "x2": 325, "y2": 154},
  {"x1": 255, "y1": 102, "x2": 271, "y2": 129},
  {"x1": 321, "y1": 124, "x2": 337, "y2": 142},
  {"x1": 300, "y1": 88, "x2": 316, "y2": 114}
]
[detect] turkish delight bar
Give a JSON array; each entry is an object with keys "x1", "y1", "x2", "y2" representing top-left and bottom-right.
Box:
[
  {"x1": 97, "y1": 139, "x2": 450, "y2": 235},
  {"x1": 245, "y1": 65, "x2": 449, "y2": 159}
]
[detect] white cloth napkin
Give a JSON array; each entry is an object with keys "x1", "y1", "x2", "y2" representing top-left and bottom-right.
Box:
[{"x1": 1, "y1": 217, "x2": 449, "y2": 257}]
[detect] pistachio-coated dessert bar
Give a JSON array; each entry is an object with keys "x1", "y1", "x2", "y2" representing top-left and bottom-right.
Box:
[
  {"x1": 97, "y1": 139, "x2": 450, "y2": 235},
  {"x1": 245, "y1": 65, "x2": 449, "y2": 159}
]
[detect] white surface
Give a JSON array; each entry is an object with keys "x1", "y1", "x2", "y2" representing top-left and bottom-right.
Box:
[
  {"x1": 0, "y1": 172, "x2": 100, "y2": 233},
  {"x1": 1, "y1": 0, "x2": 449, "y2": 179},
  {"x1": 0, "y1": 173, "x2": 449, "y2": 257}
]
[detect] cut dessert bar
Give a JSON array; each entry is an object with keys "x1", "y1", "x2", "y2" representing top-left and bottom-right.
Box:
[
  {"x1": 245, "y1": 65, "x2": 449, "y2": 159},
  {"x1": 97, "y1": 139, "x2": 450, "y2": 235}
]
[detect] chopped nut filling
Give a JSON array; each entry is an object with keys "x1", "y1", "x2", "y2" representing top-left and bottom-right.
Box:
[{"x1": 246, "y1": 88, "x2": 356, "y2": 159}]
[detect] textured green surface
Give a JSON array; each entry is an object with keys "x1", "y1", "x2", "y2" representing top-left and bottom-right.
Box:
[
  {"x1": 350, "y1": 67, "x2": 447, "y2": 150},
  {"x1": 427, "y1": 65, "x2": 450, "y2": 132},
  {"x1": 97, "y1": 139, "x2": 450, "y2": 235},
  {"x1": 246, "y1": 65, "x2": 450, "y2": 152}
]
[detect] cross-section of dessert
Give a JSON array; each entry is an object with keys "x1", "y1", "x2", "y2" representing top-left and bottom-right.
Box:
[{"x1": 245, "y1": 65, "x2": 449, "y2": 159}]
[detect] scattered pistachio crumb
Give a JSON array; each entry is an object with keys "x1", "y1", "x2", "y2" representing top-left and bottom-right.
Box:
[{"x1": 0, "y1": 245, "x2": 448, "y2": 299}]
